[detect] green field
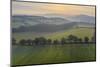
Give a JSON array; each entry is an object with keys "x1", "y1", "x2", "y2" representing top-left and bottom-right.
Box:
[
  {"x1": 12, "y1": 27, "x2": 96, "y2": 66},
  {"x1": 13, "y1": 27, "x2": 95, "y2": 42},
  {"x1": 12, "y1": 44, "x2": 96, "y2": 66}
]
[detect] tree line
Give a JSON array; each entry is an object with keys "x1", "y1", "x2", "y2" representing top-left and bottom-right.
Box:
[{"x1": 12, "y1": 35, "x2": 96, "y2": 46}]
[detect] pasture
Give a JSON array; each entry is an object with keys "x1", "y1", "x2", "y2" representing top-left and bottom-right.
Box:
[
  {"x1": 12, "y1": 44, "x2": 96, "y2": 66},
  {"x1": 12, "y1": 27, "x2": 96, "y2": 66},
  {"x1": 13, "y1": 27, "x2": 95, "y2": 42}
]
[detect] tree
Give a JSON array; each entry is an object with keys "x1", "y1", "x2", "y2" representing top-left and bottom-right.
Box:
[
  {"x1": 34, "y1": 37, "x2": 47, "y2": 45},
  {"x1": 32, "y1": 40, "x2": 35, "y2": 45},
  {"x1": 53, "y1": 39, "x2": 59, "y2": 45},
  {"x1": 67, "y1": 35, "x2": 78, "y2": 43},
  {"x1": 91, "y1": 32, "x2": 96, "y2": 43},
  {"x1": 12, "y1": 38, "x2": 16, "y2": 45},
  {"x1": 38, "y1": 37, "x2": 47, "y2": 45},
  {"x1": 78, "y1": 38, "x2": 82, "y2": 43},
  {"x1": 84, "y1": 37, "x2": 89, "y2": 43},
  {"x1": 26, "y1": 39, "x2": 32, "y2": 45},
  {"x1": 61, "y1": 37, "x2": 66, "y2": 44},
  {"x1": 19, "y1": 39, "x2": 26, "y2": 45},
  {"x1": 91, "y1": 36, "x2": 96, "y2": 43},
  {"x1": 47, "y1": 39, "x2": 52, "y2": 45},
  {"x1": 34, "y1": 38, "x2": 40, "y2": 45}
]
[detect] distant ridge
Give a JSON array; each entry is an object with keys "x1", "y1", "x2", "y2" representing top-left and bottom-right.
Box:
[
  {"x1": 12, "y1": 14, "x2": 95, "y2": 33},
  {"x1": 67, "y1": 14, "x2": 95, "y2": 23},
  {"x1": 12, "y1": 14, "x2": 95, "y2": 28},
  {"x1": 12, "y1": 22, "x2": 95, "y2": 33}
]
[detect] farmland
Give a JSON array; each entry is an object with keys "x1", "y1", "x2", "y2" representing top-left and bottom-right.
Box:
[
  {"x1": 12, "y1": 44, "x2": 96, "y2": 66},
  {"x1": 12, "y1": 27, "x2": 96, "y2": 66},
  {"x1": 13, "y1": 27, "x2": 95, "y2": 42}
]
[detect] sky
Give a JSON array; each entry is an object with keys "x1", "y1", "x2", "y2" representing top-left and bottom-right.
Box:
[{"x1": 12, "y1": 1, "x2": 95, "y2": 16}]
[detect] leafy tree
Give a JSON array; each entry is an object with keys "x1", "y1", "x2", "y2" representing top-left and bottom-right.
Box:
[
  {"x1": 91, "y1": 33, "x2": 96, "y2": 43},
  {"x1": 19, "y1": 39, "x2": 26, "y2": 45},
  {"x1": 34, "y1": 38, "x2": 40, "y2": 45},
  {"x1": 61, "y1": 37, "x2": 66, "y2": 44},
  {"x1": 39, "y1": 37, "x2": 47, "y2": 45},
  {"x1": 26, "y1": 39, "x2": 32, "y2": 45},
  {"x1": 84, "y1": 37, "x2": 89, "y2": 43},
  {"x1": 91, "y1": 32, "x2": 96, "y2": 43},
  {"x1": 53, "y1": 39, "x2": 59, "y2": 44},
  {"x1": 12, "y1": 38, "x2": 16, "y2": 45},
  {"x1": 67, "y1": 35, "x2": 78, "y2": 43},
  {"x1": 47, "y1": 39, "x2": 52, "y2": 45},
  {"x1": 32, "y1": 40, "x2": 35, "y2": 45},
  {"x1": 34, "y1": 37, "x2": 47, "y2": 45},
  {"x1": 91, "y1": 36, "x2": 96, "y2": 43},
  {"x1": 78, "y1": 38, "x2": 82, "y2": 43}
]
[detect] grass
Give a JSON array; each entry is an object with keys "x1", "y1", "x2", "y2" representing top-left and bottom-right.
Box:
[
  {"x1": 13, "y1": 27, "x2": 95, "y2": 42},
  {"x1": 45, "y1": 27, "x2": 94, "y2": 40},
  {"x1": 12, "y1": 27, "x2": 96, "y2": 66},
  {"x1": 12, "y1": 44, "x2": 96, "y2": 66}
]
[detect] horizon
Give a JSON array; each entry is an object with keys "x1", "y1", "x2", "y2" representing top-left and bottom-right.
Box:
[{"x1": 12, "y1": 14, "x2": 95, "y2": 17}]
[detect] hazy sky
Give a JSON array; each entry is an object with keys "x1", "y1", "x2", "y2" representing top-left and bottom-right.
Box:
[{"x1": 12, "y1": 1, "x2": 95, "y2": 16}]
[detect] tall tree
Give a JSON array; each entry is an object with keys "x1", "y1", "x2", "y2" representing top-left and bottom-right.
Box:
[
  {"x1": 67, "y1": 35, "x2": 78, "y2": 43},
  {"x1": 34, "y1": 38, "x2": 40, "y2": 45},
  {"x1": 78, "y1": 38, "x2": 82, "y2": 43},
  {"x1": 84, "y1": 37, "x2": 89, "y2": 43},
  {"x1": 61, "y1": 37, "x2": 66, "y2": 44},
  {"x1": 91, "y1": 32, "x2": 96, "y2": 43},
  {"x1": 26, "y1": 39, "x2": 32, "y2": 45},
  {"x1": 39, "y1": 37, "x2": 47, "y2": 45},
  {"x1": 53, "y1": 39, "x2": 59, "y2": 45},
  {"x1": 19, "y1": 39, "x2": 26, "y2": 45},
  {"x1": 47, "y1": 39, "x2": 52, "y2": 45},
  {"x1": 12, "y1": 38, "x2": 16, "y2": 45}
]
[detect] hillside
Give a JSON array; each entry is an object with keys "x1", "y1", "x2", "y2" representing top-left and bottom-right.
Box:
[
  {"x1": 12, "y1": 22, "x2": 95, "y2": 33},
  {"x1": 13, "y1": 27, "x2": 95, "y2": 42},
  {"x1": 12, "y1": 14, "x2": 95, "y2": 28},
  {"x1": 67, "y1": 15, "x2": 95, "y2": 23},
  {"x1": 12, "y1": 15, "x2": 70, "y2": 28}
]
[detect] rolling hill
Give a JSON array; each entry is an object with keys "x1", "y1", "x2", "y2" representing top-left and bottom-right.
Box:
[
  {"x1": 12, "y1": 14, "x2": 95, "y2": 28},
  {"x1": 67, "y1": 15, "x2": 95, "y2": 23},
  {"x1": 12, "y1": 22, "x2": 95, "y2": 33},
  {"x1": 12, "y1": 15, "x2": 70, "y2": 28},
  {"x1": 13, "y1": 27, "x2": 95, "y2": 42}
]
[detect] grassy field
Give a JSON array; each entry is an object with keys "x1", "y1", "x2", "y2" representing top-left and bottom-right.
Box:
[
  {"x1": 13, "y1": 27, "x2": 95, "y2": 42},
  {"x1": 12, "y1": 44, "x2": 96, "y2": 66},
  {"x1": 12, "y1": 27, "x2": 96, "y2": 66}
]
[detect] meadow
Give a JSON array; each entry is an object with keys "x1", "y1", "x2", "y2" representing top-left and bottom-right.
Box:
[
  {"x1": 12, "y1": 27, "x2": 96, "y2": 66},
  {"x1": 12, "y1": 44, "x2": 96, "y2": 66},
  {"x1": 13, "y1": 27, "x2": 95, "y2": 42}
]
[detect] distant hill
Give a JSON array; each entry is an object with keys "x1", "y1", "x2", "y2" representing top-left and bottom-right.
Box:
[
  {"x1": 12, "y1": 22, "x2": 95, "y2": 33},
  {"x1": 67, "y1": 15, "x2": 95, "y2": 23},
  {"x1": 12, "y1": 15, "x2": 70, "y2": 28},
  {"x1": 39, "y1": 14, "x2": 95, "y2": 24},
  {"x1": 12, "y1": 14, "x2": 95, "y2": 33}
]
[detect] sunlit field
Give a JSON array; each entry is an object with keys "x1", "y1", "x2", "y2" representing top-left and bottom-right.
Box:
[{"x1": 13, "y1": 28, "x2": 95, "y2": 42}]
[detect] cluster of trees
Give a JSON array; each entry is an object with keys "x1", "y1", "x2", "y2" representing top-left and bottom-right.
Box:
[{"x1": 12, "y1": 34, "x2": 96, "y2": 45}]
